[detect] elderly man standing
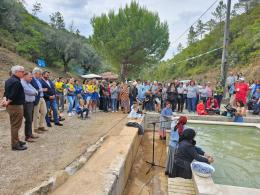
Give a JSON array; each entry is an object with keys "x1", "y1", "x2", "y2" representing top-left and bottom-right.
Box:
[
  {"x1": 21, "y1": 72, "x2": 39, "y2": 142},
  {"x1": 31, "y1": 67, "x2": 48, "y2": 133},
  {"x1": 3, "y1": 65, "x2": 27, "y2": 150}
]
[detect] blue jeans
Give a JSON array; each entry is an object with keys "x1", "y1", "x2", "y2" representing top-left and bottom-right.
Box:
[
  {"x1": 46, "y1": 99, "x2": 59, "y2": 124},
  {"x1": 111, "y1": 98, "x2": 117, "y2": 111},
  {"x1": 187, "y1": 97, "x2": 196, "y2": 112},
  {"x1": 74, "y1": 95, "x2": 80, "y2": 109},
  {"x1": 67, "y1": 95, "x2": 75, "y2": 113},
  {"x1": 145, "y1": 102, "x2": 153, "y2": 111},
  {"x1": 253, "y1": 102, "x2": 260, "y2": 114},
  {"x1": 130, "y1": 96, "x2": 134, "y2": 109},
  {"x1": 234, "y1": 116, "x2": 244, "y2": 123}
]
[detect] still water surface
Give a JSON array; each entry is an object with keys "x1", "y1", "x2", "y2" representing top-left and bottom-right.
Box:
[{"x1": 190, "y1": 124, "x2": 260, "y2": 188}]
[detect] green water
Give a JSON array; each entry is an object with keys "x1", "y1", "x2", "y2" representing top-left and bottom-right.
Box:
[{"x1": 190, "y1": 124, "x2": 260, "y2": 189}]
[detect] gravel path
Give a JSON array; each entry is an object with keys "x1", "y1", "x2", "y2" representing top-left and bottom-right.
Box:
[{"x1": 0, "y1": 110, "x2": 128, "y2": 195}]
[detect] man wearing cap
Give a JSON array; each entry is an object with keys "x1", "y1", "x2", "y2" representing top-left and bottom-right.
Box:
[{"x1": 235, "y1": 77, "x2": 249, "y2": 105}]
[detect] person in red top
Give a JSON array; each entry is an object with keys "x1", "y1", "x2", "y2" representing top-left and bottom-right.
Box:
[
  {"x1": 235, "y1": 77, "x2": 249, "y2": 105},
  {"x1": 206, "y1": 97, "x2": 220, "y2": 115},
  {"x1": 196, "y1": 100, "x2": 207, "y2": 115}
]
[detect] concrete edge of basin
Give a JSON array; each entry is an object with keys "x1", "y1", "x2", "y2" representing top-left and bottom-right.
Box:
[
  {"x1": 188, "y1": 120, "x2": 260, "y2": 129},
  {"x1": 144, "y1": 113, "x2": 260, "y2": 131},
  {"x1": 192, "y1": 172, "x2": 260, "y2": 195},
  {"x1": 23, "y1": 135, "x2": 107, "y2": 195}
]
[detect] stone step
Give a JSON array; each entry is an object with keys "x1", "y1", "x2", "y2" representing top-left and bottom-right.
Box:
[{"x1": 168, "y1": 177, "x2": 196, "y2": 195}]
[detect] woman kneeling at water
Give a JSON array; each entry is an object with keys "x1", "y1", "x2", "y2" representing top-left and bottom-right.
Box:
[{"x1": 172, "y1": 128, "x2": 214, "y2": 179}]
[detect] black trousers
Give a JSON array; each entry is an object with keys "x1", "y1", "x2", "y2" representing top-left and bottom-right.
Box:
[
  {"x1": 171, "y1": 96, "x2": 178, "y2": 111},
  {"x1": 183, "y1": 94, "x2": 188, "y2": 109},
  {"x1": 79, "y1": 108, "x2": 89, "y2": 119},
  {"x1": 200, "y1": 97, "x2": 207, "y2": 106},
  {"x1": 23, "y1": 102, "x2": 34, "y2": 138},
  {"x1": 99, "y1": 96, "x2": 108, "y2": 111},
  {"x1": 177, "y1": 94, "x2": 184, "y2": 112}
]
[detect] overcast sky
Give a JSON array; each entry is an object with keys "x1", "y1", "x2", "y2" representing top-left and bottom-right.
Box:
[{"x1": 24, "y1": 0, "x2": 238, "y2": 60}]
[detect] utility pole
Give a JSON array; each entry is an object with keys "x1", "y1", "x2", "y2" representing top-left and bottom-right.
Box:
[{"x1": 221, "y1": 0, "x2": 231, "y2": 87}]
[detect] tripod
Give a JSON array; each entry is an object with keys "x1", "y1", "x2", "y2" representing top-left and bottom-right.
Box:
[{"x1": 145, "y1": 122, "x2": 165, "y2": 174}]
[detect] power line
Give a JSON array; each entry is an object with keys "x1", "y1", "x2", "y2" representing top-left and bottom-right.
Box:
[
  {"x1": 171, "y1": 47, "x2": 222, "y2": 65},
  {"x1": 174, "y1": 0, "x2": 220, "y2": 44}
]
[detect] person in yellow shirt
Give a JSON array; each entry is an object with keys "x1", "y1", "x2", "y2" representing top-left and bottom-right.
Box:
[
  {"x1": 67, "y1": 78, "x2": 75, "y2": 116},
  {"x1": 83, "y1": 80, "x2": 94, "y2": 112},
  {"x1": 92, "y1": 79, "x2": 99, "y2": 112},
  {"x1": 55, "y1": 77, "x2": 65, "y2": 112}
]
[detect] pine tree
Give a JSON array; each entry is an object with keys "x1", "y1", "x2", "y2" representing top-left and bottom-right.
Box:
[
  {"x1": 205, "y1": 19, "x2": 216, "y2": 32},
  {"x1": 49, "y1": 12, "x2": 65, "y2": 29},
  {"x1": 212, "y1": 1, "x2": 227, "y2": 24},
  {"x1": 196, "y1": 19, "x2": 205, "y2": 39},
  {"x1": 187, "y1": 26, "x2": 197, "y2": 45},
  {"x1": 32, "y1": 1, "x2": 41, "y2": 16},
  {"x1": 75, "y1": 29, "x2": 80, "y2": 36},
  {"x1": 234, "y1": 0, "x2": 259, "y2": 13},
  {"x1": 68, "y1": 20, "x2": 75, "y2": 33},
  {"x1": 177, "y1": 43, "x2": 183, "y2": 53},
  {"x1": 91, "y1": 1, "x2": 169, "y2": 79}
]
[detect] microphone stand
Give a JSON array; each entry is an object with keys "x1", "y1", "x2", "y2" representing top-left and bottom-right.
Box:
[
  {"x1": 145, "y1": 122, "x2": 165, "y2": 174},
  {"x1": 145, "y1": 118, "x2": 178, "y2": 174}
]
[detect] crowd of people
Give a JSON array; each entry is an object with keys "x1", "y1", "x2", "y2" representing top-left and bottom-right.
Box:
[
  {"x1": 2, "y1": 66, "x2": 64, "y2": 151},
  {"x1": 1, "y1": 65, "x2": 259, "y2": 151},
  {"x1": 226, "y1": 72, "x2": 260, "y2": 121}
]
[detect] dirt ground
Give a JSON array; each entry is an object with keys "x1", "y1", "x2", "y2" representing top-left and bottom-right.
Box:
[
  {"x1": 124, "y1": 132, "x2": 168, "y2": 195},
  {"x1": 0, "y1": 110, "x2": 128, "y2": 195}
]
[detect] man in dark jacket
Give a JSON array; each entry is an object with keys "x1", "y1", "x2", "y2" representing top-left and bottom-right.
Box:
[
  {"x1": 2, "y1": 65, "x2": 27, "y2": 150},
  {"x1": 129, "y1": 81, "x2": 138, "y2": 109},
  {"x1": 40, "y1": 71, "x2": 63, "y2": 127},
  {"x1": 31, "y1": 67, "x2": 48, "y2": 133}
]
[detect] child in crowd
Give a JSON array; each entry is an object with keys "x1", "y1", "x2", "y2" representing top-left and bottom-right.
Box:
[
  {"x1": 196, "y1": 100, "x2": 207, "y2": 115},
  {"x1": 206, "y1": 97, "x2": 220, "y2": 115},
  {"x1": 76, "y1": 99, "x2": 89, "y2": 120},
  {"x1": 234, "y1": 100, "x2": 246, "y2": 122},
  {"x1": 128, "y1": 103, "x2": 143, "y2": 119},
  {"x1": 159, "y1": 100, "x2": 173, "y2": 140}
]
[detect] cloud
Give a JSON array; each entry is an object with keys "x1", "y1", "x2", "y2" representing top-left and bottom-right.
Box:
[
  {"x1": 51, "y1": 0, "x2": 89, "y2": 9},
  {"x1": 24, "y1": 0, "x2": 239, "y2": 60}
]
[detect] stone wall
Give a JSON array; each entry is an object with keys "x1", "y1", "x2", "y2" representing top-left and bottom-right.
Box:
[{"x1": 49, "y1": 119, "x2": 143, "y2": 195}]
